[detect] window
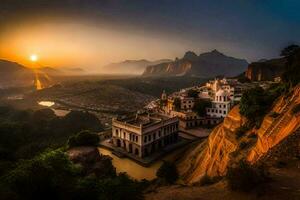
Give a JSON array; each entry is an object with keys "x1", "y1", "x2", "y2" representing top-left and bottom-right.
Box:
[
  {"x1": 144, "y1": 136, "x2": 147, "y2": 143},
  {"x1": 223, "y1": 111, "x2": 226, "y2": 114},
  {"x1": 158, "y1": 131, "x2": 161, "y2": 137},
  {"x1": 223, "y1": 105, "x2": 226, "y2": 108}
]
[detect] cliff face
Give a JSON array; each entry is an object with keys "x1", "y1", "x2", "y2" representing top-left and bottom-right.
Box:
[
  {"x1": 142, "y1": 50, "x2": 248, "y2": 77},
  {"x1": 245, "y1": 58, "x2": 286, "y2": 81},
  {"x1": 247, "y1": 86, "x2": 300, "y2": 162},
  {"x1": 178, "y1": 85, "x2": 300, "y2": 184},
  {"x1": 177, "y1": 106, "x2": 246, "y2": 183}
]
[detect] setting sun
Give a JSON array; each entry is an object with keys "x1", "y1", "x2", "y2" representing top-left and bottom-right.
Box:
[{"x1": 30, "y1": 54, "x2": 38, "y2": 62}]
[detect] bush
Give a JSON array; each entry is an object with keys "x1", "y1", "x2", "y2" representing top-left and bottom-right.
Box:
[
  {"x1": 292, "y1": 104, "x2": 300, "y2": 114},
  {"x1": 187, "y1": 89, "x2": 199, "y2": 98},
  {"x1": 68, "y1": 130, "x2": 100, "y2": 147},
  {"x1": 239, "y1": 141, "x2": 248, "y2": 150},
  {"x1": 193, "y1": 99, "x2": 211, "y2": 117},
  {"x1": 2, "y1": 149, "x2": 80, "y2": 200},
  {"x1": 269, "y1": 111, "x2": 280, "y2": 118},
  {"x1": 156, "y1": 161, "x2": 178, "y2": 184},
  {"x1": 199, "y1": 174, "x2": 221, "y2": 186},
  {"x1": 1, "y1": 150, "x2": 143, "y2": 200},
  {"x1": 235, "y1": 125, "x2": 249, "y2": 139},
  {"x1": 226, "y1": 161, "x2": 270, "y2": 193},
  {"x1": 240, "y1": 86, "x2": 281, "y2": 127}
]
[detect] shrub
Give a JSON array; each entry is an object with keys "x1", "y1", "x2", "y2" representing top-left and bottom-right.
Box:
[
  {"x1": 269, "y1": 112, "x2": 280, "y2": 118},
  {"x1": 226, "y1": 161, "x2": 270, "y2": 193},
  {"x1": 187, "y1": 89, "x2": 199, "y2": 98},
  {"x1": 240, "y1": 86, "x2": 283, "y2": 127},
  {"x1": 199, "y1": 174, "x2": 221, "y2": 186},
  {"x1": 2, "y1": 149, "x2": 80, "y2": 200},
  {"x1": 235, "y1": 125, "x2": 249, "y2": 139},
  {"x1": 239, "y1": 141, "x2": 248, "y2": 150},
  {"x1": 68, "y1": 130, "x2": 100, "y2": 147},
  {"x1": 292, "y1": 104, "x2": 300, "y2": 114},
  {"x1": 193, "y1": 99, "x2": 211, "y2": 117},
  {"x1": 156, "y1": 161, "x2": 178, "y2": 184}
]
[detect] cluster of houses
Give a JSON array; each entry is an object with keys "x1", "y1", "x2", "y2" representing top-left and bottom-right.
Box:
[
  {"x1": 160, "y1": 78, "x2": 247, "y2": 129},
  {"x1": 109, "y1": 78, "x2": 251, "y2": 159}
]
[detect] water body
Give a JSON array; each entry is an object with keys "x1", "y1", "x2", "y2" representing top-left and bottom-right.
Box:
[
  {"x1": 38, "y1": 101, "x2": 70, "y2": 117},
  {"x1": 98, "y1": 147, "x2": 186, "y2": 181},
  {"x1": 38, "y1": 101, "x2": 55, "y2": 107}
]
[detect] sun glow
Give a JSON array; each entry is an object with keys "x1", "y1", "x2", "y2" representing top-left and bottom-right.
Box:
[{"x1": 30, "y1": 54, "x2": 38, "y2": 62}]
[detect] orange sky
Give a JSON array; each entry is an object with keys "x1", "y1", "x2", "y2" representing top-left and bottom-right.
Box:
[{"x1": 0, "y1": 20, "x2": 192, "y2": 71}]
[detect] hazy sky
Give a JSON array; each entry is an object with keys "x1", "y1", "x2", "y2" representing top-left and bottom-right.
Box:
[{"x1": 0, "y1": 0, "x2": 299, "y2": 70}]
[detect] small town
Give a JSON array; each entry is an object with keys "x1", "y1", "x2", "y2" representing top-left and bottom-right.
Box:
[
  {"x1": 1, "y1": 1, "x2": 300, "y2": 200},
  {"x1": 98, "y1": 77, "x2": 280, "y2": 165}
]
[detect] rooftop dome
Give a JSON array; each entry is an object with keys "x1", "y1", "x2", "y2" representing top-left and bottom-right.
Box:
[{"x1": 215, "y1": 89, "x2": 228, "y2": 97}]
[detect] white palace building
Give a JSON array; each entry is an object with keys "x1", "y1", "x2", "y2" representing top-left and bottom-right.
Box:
[
  {"x1": 111, "y1": 112, "x2": 179, "y2": 158},
  {"x1": 206, "y1": 89, "x2": 233, "y2": 118}
]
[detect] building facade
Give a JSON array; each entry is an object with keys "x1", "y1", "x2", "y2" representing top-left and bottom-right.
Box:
[
  {"x1": 111, "y1": 112, "x2": 179, "y2": 158},
  {"x1": 206, "y1": 89, "x2": 232, "y2": 118}
]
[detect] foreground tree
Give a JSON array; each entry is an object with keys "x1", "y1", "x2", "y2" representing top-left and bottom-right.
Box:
[
  {"x1": 68, "y1": 130, "x2": 100, "y2": 148},
  {"x1": 193, "y1": 99, "x2": 211, "y2": 117},
  {"x1": 281, "y1": 45, "x2": 300, "y2": 87},
  {"x1": 156, "y1": 161, "x2": 178, "y2": 184}
]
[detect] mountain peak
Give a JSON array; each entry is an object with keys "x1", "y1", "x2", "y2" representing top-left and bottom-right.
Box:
[
  {"x1": 183, "y1": 51, "x2": 198, "y2": 60},
  {"x1": 210, "y1": 49, "x2": 223, "y2": 55}
]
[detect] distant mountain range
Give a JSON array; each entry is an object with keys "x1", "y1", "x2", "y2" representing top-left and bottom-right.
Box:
[
  {"x1": 142, "y1": 50, "x2": 248, "y2": 78},
  {"x1": 0, "y1": 59, "x2": 34, "y2": 88},
  {"x1": 0, "y1": 59, "x2": 86, "y2": 88},
  {"x1": 101, "y1": 59, "x2": 172, "y2": 75}
]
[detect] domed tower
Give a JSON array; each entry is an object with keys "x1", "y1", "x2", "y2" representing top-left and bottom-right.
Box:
[
  {"x1": 206, "y1": 89, "x2": 232, "y2": 118},
  {"x1": 212, "y1": 79, "x2": 221, "y2": 92},
  {"x1": 215, "y1": 89, "x2": 229, "y2": 102}
]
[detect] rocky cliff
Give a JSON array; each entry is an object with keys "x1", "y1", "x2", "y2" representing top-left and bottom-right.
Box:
[
  {"x1": 142, "y1": 50, "x2": 248, "y2": 77},
  {"x1": 245, "y1": 58, "x2": 286, "y2": 81},
  {"x1": 177, "y1": 85, "x2": 300, "y2": 184}
]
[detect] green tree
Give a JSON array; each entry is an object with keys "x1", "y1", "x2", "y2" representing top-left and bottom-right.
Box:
[
  {"x1": 173, "y1": 98, "x2": 181, "y2": 111},
  {"x1": 239, "y1": 87, "x2": 270, "y2": 126},
  {"x1": 193, "y1": 99, "x2": 211, "y2": 117},
  {"x1": 281, "y1": 44, "x2": 300, "y2": 87},
  {"x1": 187, "y1": 89, "x2": 199, "y2": 98},
  {"x1": 156, "y1": 161, "x2": 178, "y2": 184},
  {"x1": 68, "y1": 130, "x2": 100, "y2": 148},
  {"x1": 2, "y1": 150, "x2": 80, "y2": 200}
]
